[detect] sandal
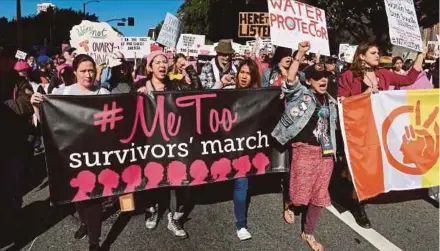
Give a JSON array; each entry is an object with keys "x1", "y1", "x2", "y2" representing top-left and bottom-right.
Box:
[
  {"x1": 301, "y1": 232, "x2": 324, "y2": 251},
  {"x1": 283, "y1": 207, "x2": 295, "y2": 224}
]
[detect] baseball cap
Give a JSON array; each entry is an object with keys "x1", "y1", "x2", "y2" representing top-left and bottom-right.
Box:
[{"x1": 304, "y1": 64, "x2": 332, "y2": 80}]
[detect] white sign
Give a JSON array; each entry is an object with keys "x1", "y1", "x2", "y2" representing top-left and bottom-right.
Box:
[
  {"x1": 176, "y1": 34, "x2": 205, "y2": 56},
  {"x1": 70, "y1": 21, "x2": 122, "y2": 67},
  {"x1": 268, "y1": 0, "x2": 330, "y2": 55},
  {"x1": 344, "y1": 45, "x2": 358, "y2": 64},
  {"x1": 70, "y1": 20, "x2": 120, "y2": 49},
  {"x1": 120, "y1": 37, "x2": 151, "y2": 59},
  {"x1": 384, "y1": 0, "x2": 422, "y2": 52},
  {"x1": 15, "y1": 50, "x2": 27, "y2": 60},
  {"x1": 156, "y1": 13, "x2": 181, "y2": 48},
  {"x1": 338, "y1": 44, "x2": 349, "y2": 57}
]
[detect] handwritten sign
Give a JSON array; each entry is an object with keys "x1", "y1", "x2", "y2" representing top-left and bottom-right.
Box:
[
  {"x1": 268, "y1": 0, "x2": 330, "y2": 55},
  {"x1": 238, "y1": 12, "x2": 270, "y2": 38},
  {"x1": 121, "y1": 37, "x2": 151, "y2": 58},
  {"x1": 157, "y1": 13, "x2": 181, "y2": 48},
  {"x1": 15, "y1": 50, "x2": 27, "y2": 60},
  {"x1": 384, "y1": 0, "x2": 422, "y2": 52},
  {"x1": 176, "y1": 34, "x2": 206, "y2": 57},
  {"x1": 77, "y1": 38, "x2": 121, "y2": 66}
]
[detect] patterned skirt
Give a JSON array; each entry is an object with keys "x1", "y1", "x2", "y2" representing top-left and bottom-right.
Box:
[{"x1": 289, "y1": 142, "x2": 334, "y2": 207}]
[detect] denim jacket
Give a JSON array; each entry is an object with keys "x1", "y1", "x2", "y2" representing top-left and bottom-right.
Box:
[{"x1": 271, "y1": 78, "x2": 338, "y2": 157}]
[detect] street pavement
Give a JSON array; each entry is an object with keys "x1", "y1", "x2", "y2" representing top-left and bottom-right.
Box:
[{"x1": 2, "y1": 156, "x2": 439, "y2": 251}]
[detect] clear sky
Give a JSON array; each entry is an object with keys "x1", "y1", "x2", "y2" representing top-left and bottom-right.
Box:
[{"x1": 0, "y1": 0, "x2": 183, "y2": 36}]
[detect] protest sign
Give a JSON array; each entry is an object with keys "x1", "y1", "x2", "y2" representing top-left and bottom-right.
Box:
[
  {"x1": 70, "y1": 20, "x2": 122, "y2": 66},
  {"x1": 198, "y1": 45, "x2": 216, "y2": 56},
  {"x1": 15, "y1": 50, "x2": 27, "y2": 60},
  {"x1": 157, "y1": 12, "x2": 181, "y2": 48},
  {"x1": 238, "y1": 12, "x2": 270, "y2": 38},
  {"x1": 384, "y1": 0, "x2": 423, "y2": 52},
  {"x1": 343, "y1": 45, "x2": 358, "y2": 63},
  {"x1": 176, "y1": 34, "x2": 206, "y2": 57},
  {"x1": 40, "y1": 89, "x2": 287, "y2": 204},
  {"x1": 121, "y1": 37, "x2": 151, "y2": 59},
  {"x1": 268, "y1": 0, "x2": 330, "y2": 55},
  {"x1": 427, "y1": 41, "x2": 439, "y2": 59},
  {"x1": 70, "y1": 20, "x2": 119, "y2": 49},
  {"x1": 338, "y1": 44, "x2": 349, "y2": 57},
  {"x1": 78, "y1": 38, "x2": 122, "y2": 66}
]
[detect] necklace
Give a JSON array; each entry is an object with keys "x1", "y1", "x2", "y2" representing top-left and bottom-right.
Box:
[{"x1": 313, "y1": 93, "x2": 330, "y2": 119}]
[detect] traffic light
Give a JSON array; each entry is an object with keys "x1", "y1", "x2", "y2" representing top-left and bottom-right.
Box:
[{"x1": 127, "y1": 17, "x2": 134, "y2": 26}]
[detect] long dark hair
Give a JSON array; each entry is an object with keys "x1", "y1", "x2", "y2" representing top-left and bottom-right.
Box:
[
  {"x1": 235, "y1": 58, "x2": 261, "y2": 88},
  {"x1": 350, "y1": 41, "x2": 379, "y2": 78}
]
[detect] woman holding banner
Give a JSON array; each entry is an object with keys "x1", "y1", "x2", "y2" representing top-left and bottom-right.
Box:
[
  {"x1": 31, "y1": 54, "x2": 110, "y2": 251},
  {"x1": 337, "y1": 42, "x2": 427, "y2": 229},
  {"x1": 136, "y1": 50, "x2": 202, "y2": 239},
  {"x1": 211, "y1": 58, "x2": 261, "y2": 240}
]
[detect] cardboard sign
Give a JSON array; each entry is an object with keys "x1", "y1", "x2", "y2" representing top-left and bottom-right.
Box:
[
  {"x1": 268, "y1": 0, "x2": 330, "y2": 55},
  {"x1": 121, "y1": 37, "x2": 151, "y2": 59},
  {"x1": 238, "y1": 12, "x2": 270, "y2": 38},
  {"x1": 156, "y1": 13, "x2": 181, "y2": 48},
  {"x1": 384, "y1": 0, "x2": 423, "y2": 52},
  {"x1": 176, "y1": 34, "x2": 206, "y2": 56},
  {"x1": 15, "y1": 50, "x2": 27, "y2": 60}
]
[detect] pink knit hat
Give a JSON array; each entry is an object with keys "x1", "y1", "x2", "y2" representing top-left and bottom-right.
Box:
[
  {"x1": 145, "y1": 50, "x2": 167, "y2": 65},
  {"x1": 14, "y1": 61, "x2": 31, "y2": 72}
]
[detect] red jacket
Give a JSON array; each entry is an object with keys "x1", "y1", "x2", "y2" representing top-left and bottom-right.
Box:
[{"x1": 337, "y1": 67, "x2": 421, "y2": 97}]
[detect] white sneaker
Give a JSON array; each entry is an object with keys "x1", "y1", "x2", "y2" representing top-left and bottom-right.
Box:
[
  {"x1": 237, "y1": 228, "x2": 252, "y2": 241},
  {"x1": 145, "y1": 207, "x2": 158, "y2": 230},
  {"x1": 167, "y1": 213, "x2": 188, "y2": 238}
]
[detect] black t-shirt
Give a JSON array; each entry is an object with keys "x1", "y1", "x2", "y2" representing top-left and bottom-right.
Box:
[{"x1": 294, "y1": 94, "x2": 330, "y2": 146}]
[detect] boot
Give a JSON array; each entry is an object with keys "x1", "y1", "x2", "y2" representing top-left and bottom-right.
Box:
[{"x1": 352, "y1": 202, "x2": 372, "y2": 229}]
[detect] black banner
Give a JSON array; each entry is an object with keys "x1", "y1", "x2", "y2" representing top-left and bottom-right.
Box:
[{"x1": 40, "y1": 88, "x2": 286, "y2": 204}]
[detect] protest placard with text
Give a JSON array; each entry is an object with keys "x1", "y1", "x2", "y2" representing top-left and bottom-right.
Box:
[
  {"x1": 121, "y1": 37, "x2": 151, "y2": 59},
  {"x1": 268, "y1": 0, "x2": 330, "y2": 55},
  {"x1": 15, "y1": 50, "x2": 27, "y2": 60},
  {"x1": 384, "y1": 0, "x2": 423, "y2": 52},
  {"x1": 238, "y1": 12, "x2": 270, "y2": 38},
  {"x1": 157, "y1": 12, "x2": 181, "y2": 48},
  {"x1": 176, "y1": 34, "x2": 205, "y2": 57}
]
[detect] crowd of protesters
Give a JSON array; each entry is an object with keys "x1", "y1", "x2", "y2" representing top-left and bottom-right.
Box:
[{"x1": 1, "y1": 36, "x2": 439, "y2": 251}]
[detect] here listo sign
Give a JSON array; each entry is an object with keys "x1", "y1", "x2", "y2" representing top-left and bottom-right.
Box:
[{"x1": 238, "y1": 12, "x2": 270, "y2": 38}]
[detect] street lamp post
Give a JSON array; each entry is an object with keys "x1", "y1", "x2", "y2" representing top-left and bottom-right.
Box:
[{"x1": 83, "y1": 0, "x2": 100, "y2": 16}]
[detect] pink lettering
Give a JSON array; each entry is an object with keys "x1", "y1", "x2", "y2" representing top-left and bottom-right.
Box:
[
  {"x1": 175, "y1": 93, "x2": 217, "y2": 134},
  {"x1": 209, "y1": 108, "x2": 238, "y2": 133},
  {"x1": 120, "y1": 95, "x2": 182, "y2": 143}
]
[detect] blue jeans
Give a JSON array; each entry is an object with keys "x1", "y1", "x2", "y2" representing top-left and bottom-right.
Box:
[{"x1": 233, "y1": 178, "x2": 248, "y2": 229}]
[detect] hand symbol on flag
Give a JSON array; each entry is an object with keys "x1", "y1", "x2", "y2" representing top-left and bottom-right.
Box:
[
  {"x1": 383, "y1": 100, "x2": 439, "y2": 175},
  {"x1": 400, "y1": 101, "x2": 439, "y2": 175}
]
